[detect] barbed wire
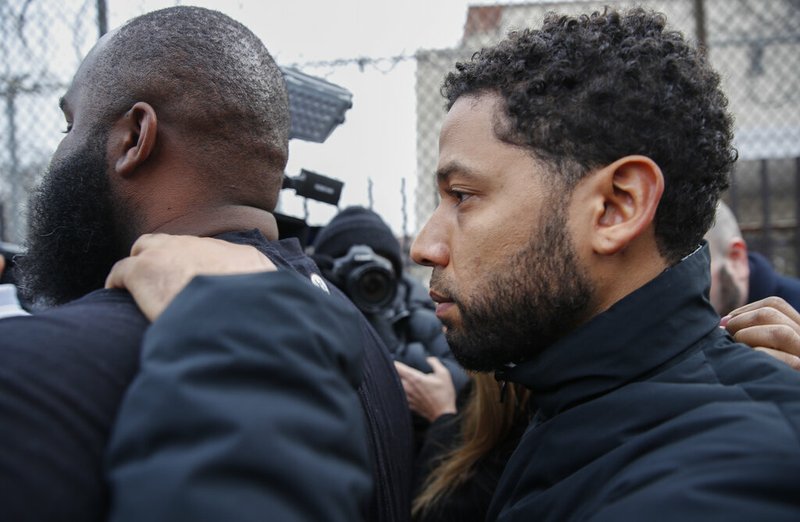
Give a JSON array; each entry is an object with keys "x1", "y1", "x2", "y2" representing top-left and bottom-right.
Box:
[{"x1": 286, "y1": 53, "x2": 416, "y2": 74}]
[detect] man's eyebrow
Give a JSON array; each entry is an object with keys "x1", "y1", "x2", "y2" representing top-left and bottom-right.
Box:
[
  {"x1": 436, "y1": 162, "x2": 480, "y2": 184},
  {"x1": 58, "y1": 96, "x2": 67, "y2": 112}
]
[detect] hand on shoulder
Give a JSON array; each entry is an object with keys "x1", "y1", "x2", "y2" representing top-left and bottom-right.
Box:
[
  {"x1": 106, "y1": 234, "x2": 276, "y2": 321},
  {"x1": 723, "y1": 296, "x2": 800, "y2": 370}
]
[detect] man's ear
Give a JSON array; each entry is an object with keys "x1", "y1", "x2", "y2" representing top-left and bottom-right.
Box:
[
  {"x1": 724, "y1": 236, "x2": 750, "y2": 285},
  {"x1": 587, "y1": 155, "x2": 664, "y2": 255},
  {"x1": 108, "y1": 101, "x2": 157, "y2": 178}
]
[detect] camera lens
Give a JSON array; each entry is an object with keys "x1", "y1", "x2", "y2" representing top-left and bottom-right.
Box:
[
  {"x1": 358, "y1": 269, "x2": 392, "y2": 302},
  {"x1": 347, "y1": 264, "x2": 397, "y2": 314},
  {"x1": 330, "y1": 244, "x2": 398, "y2": 315}
]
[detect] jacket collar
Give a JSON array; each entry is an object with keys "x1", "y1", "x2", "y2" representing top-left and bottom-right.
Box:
[{"x1": 496, "y1": 244, "x2": 722, "y2": 419}]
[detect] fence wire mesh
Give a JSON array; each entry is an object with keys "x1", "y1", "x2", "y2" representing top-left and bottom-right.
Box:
[{"x1": 0, "y1": 0, "x2": 798, "y2": 276}]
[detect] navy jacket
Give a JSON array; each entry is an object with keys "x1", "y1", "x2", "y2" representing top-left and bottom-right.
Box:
[
  {"x1": 490, "y1": 246, "x2": 800, "y2": 521},
  {"x1": 0, "y1": 230, "x2": 412, "y2": 522},
  {"x1": 107, "y1": 271, "x2": 372, "y2": 522},
  {"x1": 105, "y1": 230, "x2": 412, "y2": 522},
  {"x1": 0, "y1": 289, "x2": 146, "y2": 522},
  {"x1": 748, "y1": 251, "x2": 800, "y2": 311}
]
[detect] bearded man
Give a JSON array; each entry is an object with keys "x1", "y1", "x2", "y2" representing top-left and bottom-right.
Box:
[
  {"x1": 409, "y1": 8, "x2": 800, "y2": 520},
  {"x1": 0, "y1": 7, "x2": 413, "y2": 522}
]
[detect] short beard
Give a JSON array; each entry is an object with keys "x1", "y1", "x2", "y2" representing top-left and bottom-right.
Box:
[
  {"x1": 435, "y1": 203, "x2": 594, "y2": 372},
  {"x1": 17, "y1": 130, "x2": 132, "y2": 307}
]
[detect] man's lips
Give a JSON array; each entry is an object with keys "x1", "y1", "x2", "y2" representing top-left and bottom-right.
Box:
[
  {"x1": 428, "y1": 289, "x2": 451, "y2": 304},
  {"x1": 429, "y1": 290, "x2": 455, "y2": 319}
]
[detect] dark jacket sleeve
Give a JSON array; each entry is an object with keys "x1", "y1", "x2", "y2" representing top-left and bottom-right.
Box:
[
  {"x1": 106, "y1": 271, "x2": 372, "y2": 522},
  {"x1": 0, "y1": 291, "x2": 145, "y2": 522}
]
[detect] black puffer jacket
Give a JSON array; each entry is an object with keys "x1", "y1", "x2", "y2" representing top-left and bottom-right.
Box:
[{"x1": 490, "y1": 246, "x2": 800, "y2": 521}]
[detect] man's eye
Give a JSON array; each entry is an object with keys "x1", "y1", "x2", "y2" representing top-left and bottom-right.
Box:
[
  {"x1": 61, "y1": 123, "x2": 73, "y2": 134},
  {"x1": 447, "y1": 189, "x2": 471, "y2": 205}
]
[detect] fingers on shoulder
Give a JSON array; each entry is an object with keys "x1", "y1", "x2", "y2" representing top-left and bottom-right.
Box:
[
  {"x1": 130, "y1": 232, "x2": 174, "y2": 255},
  {"x1": 105, "y1": 257, "x2": 132, "y2": 289},
  {"x1": 754, "y1": 296, "x2": 800, "y2": 321},
  {"x1": 754, "y1": 347, "x2": 800, "y2": 371},
  {"x1": 728, "y1": 305, "x2": 800, "y2": 336},
  {"x1": 733, "y1": 323, "x2": 800, "y2": 356}
]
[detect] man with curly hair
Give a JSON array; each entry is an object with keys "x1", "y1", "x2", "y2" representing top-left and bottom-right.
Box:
[{"x1": 407, "y1": 7, "x2": 800, "y2": 520}]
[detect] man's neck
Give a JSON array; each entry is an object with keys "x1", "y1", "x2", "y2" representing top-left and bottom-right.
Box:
[{"x1": 149, "y1": 205, "x2": 279, "y2": 241}]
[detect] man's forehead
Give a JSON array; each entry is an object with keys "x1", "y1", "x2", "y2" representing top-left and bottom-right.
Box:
[
  {"x1": 60, "y1": 29, "x2": 120, "y2": 111},
  {"x1": 441, "y1": 94, "x2": 500, "y2": 137},
  {"x1": 59, "y1": 76, "x2": 81, "y2": 113},
  {"x1": 90, "y1": 27, "x2": 118, "y2": 59},
  {"x1": 437, "y1": 93, "x2": 509, "y2": 169},
  {"x1": 72, "y1": 28, "x2": 118, "y2": 83}
]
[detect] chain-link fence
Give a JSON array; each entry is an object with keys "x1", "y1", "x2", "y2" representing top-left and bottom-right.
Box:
[
  {"x1": 1, "y1": 0, "x2": 799, "y2": 276},
  {"x1": 0, "y1": 0, "x2": 99, "y2": 243}
]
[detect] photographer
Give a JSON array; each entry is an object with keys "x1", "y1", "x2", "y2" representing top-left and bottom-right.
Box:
[
  {"x1": 312, "y1": 207, "x2": 469, "y2": 402},
  {"x1": 0, "y1": 242, "x2": 28, "y2": 319}
]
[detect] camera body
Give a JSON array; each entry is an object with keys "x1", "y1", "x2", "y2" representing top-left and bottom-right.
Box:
[{"x1": 329, "y1": 245, "x2": 397, "y2": 315}]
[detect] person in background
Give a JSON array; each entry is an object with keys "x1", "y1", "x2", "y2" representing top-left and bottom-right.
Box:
[
  {"x1": 705, "y1": 201, "x2": 800, "y2": 315},
  {"x1": 409, "y1": 373, "x2": 530, "y2": 522},
  {"x1": 705, "y1": 202, "x2": 800, "y2": 368},
  {"x1": 0, "y1": 7, "x2": 411, "y2": 522},
  {"x1": 312, "y1": 206, "x2": 469, "y2": 451},
  {"x1": 312, "y1": 206, "x2": 469, "y2": 399}
]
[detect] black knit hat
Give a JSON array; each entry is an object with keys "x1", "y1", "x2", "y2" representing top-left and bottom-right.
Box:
[{"x1": 313, "y1": 206, "x2": 403, "y2": 276}]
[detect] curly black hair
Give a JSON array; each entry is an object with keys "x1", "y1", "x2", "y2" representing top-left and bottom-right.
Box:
[{"x1": 442, "y1": 7, "x2": 737, "y2": 264}]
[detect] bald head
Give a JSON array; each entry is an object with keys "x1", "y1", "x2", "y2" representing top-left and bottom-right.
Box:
[
  {"x1": 85, "y1": 6, "x2": 290, "y2": 208},
  {"x1": 705, "y1": 202, "x2": 750, "y2": 315}
]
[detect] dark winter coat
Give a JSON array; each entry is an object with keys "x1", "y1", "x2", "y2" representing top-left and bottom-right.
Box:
[
  {"x1": 490, "y1": 246, "x2": 800, "y2": 521},
  {"x1": 748, "y1": 250, "x2": 800, "y2": 311}
]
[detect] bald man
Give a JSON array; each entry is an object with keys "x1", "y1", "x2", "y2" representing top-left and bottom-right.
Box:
[
  {"x1": 705, "y1": 201, "x2": 800, "y2": 316},
  {"x1": 0, "y1": 7, "x2": 411, "y2": 522}
]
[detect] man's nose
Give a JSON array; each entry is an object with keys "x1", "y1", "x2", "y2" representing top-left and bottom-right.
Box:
[{"x1": 411, "y1": 213, "x2": 449, "y2": 268}]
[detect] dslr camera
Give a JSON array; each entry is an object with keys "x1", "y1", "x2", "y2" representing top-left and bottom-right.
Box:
[{"x1": 329, "y1": 245, "x2": 397, "y2": 314}]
